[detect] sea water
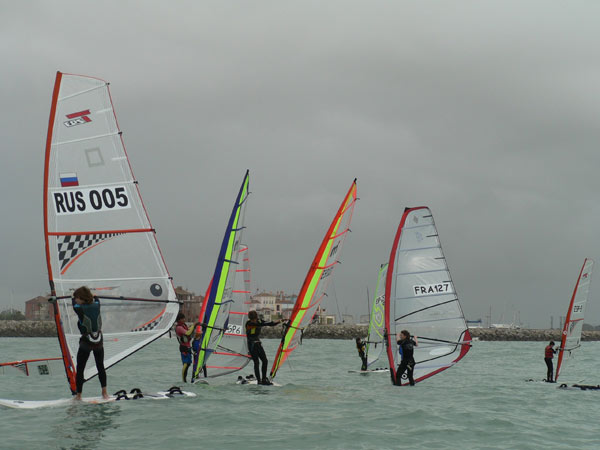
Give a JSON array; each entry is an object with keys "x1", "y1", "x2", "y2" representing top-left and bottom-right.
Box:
[{"x1": 1, "y1": 337, "x2": 599, "y2": 450}]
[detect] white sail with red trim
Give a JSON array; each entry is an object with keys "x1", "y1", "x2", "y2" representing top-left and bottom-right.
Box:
[
  {"x1": 385, "y1": 207, "x2": 471, "y2": 385},
  {"x1": 555, "y1": 258, "x2": 594, "y2": 381},
  {"x1": 43, "y1": 72, "x2": 179, "y2": 393}
]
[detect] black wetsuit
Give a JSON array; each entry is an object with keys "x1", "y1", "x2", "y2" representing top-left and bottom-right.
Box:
[
  {"x1": 544, "y1": 345, "x2": 556, "y2": 382},
  {"x1": 246, "y1": 319, "x2": 278, "y2": 384},
  {"x1": 73, "y1": 297, "x2": 106, "y2": 394},
  {"x1": 356, "y1": 339, "x2": 367, "y2": 371},
  {"x1": 395, "y1": 337, "x2": 417, "y2": 386}
]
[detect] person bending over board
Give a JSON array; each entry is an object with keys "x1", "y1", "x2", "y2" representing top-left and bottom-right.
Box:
[
  {"x1": 355, "y1": 337, "x2": 368, "y2": 371},
  {"x1": 175, "y1": 313, "x2": 200, "y2": 383},
  {"x1": 395, "y1": 330, "x2": 418, "y2": 386},
  {"x1": 72, "y1": 286, "x2": 109, "y2": 400},
  {"x1": 544, "y1": 340, "x2": 558, "y2": 383},
  {"x1": 246, "y1": 310, "x2": 281, "y2": 385}
]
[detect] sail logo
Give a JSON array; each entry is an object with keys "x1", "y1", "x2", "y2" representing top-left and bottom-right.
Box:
[
  {"x1": 582, "y1": 273, "x2": 588, "y2": 279},
  {"x1": 320, "y1": 266, "x2": 334, "y2": 280},
  {"x1": 64, "y1": 109, "x2": 92, "y2": 127},
  {"x1": 573, "y1": 305, "x2": 583, "y2": 313},
  {"x1": 413, "y1": 283, "x2": 453, "y2": 296},
  {"x1": 53, "y1": 186, "x2": 131, "y2": 215}
]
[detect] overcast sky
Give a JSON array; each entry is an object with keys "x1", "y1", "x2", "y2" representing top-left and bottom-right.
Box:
[{"x1": 1, "y1": 1, "x2": 599, "y2": 328}]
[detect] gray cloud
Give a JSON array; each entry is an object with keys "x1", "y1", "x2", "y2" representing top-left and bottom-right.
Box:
[{"x1": 1, "y1": 1, "x2": 599, "y2": 328}]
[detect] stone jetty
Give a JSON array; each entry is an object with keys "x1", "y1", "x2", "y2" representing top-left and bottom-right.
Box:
[{"x1": 3, "y1": 320, "x2": 600, "y2": 341}]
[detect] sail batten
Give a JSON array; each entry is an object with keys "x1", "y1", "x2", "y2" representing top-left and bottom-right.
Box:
[
  {"x1": 385, "y1": 207, "x2": 471, "y2": 386},
  {"x1": 43, "y1": 71, "x2": 178, "y2": 394}
]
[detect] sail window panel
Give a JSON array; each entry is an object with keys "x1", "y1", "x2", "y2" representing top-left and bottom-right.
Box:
[
  {"x1": 398, "y1": 224, "x2": 439, "y2": 253},
  {"x1": 395, "y1": 247, "x2": 446, "y2": 276},
  {"x1": 49, "y1": 134, "x2": 132, "y2": 187},
  {"x1": 58, "y1": 74, "x2": 105, "y2": 99}
]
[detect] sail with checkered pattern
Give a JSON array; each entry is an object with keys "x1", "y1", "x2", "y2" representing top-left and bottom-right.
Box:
[{"x1": 43, "y1": 72, "x2": 179, "y2": 393}]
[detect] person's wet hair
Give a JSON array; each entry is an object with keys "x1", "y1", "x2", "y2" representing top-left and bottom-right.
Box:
[{"x1": 73, "y1": 286, "x2": 93, "y2": 304}]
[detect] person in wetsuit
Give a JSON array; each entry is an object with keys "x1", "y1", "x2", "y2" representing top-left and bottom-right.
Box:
[
  {"x1": 355, "y1": 337, "x2": 368, "y2": 371},
  {"x1": 544, "y1": 340, "x2": 558, "y2": 382},
  {"x1": 395, "y1": 330, "x2": 418, "y2": 386},
  {"x1": 246, "y1": 310, "x2": 281, "y2": 385},
  {"x1": 72, "y1": 286, "x2": 109, "y2": 400},
  {"x1": 175, "y1": 313, "x2": 200, "y2": 383}
]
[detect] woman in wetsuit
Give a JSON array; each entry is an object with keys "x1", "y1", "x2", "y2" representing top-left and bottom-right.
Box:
[
  {"x1": 72, "y1": 286, "x2": 109, "y2": 400},
  {"x1": 395, "y1": 330, "x2": 418, "y2": 386},
  {"x1": 246, "y1": 310, "x2": 280, "y2": 385}
]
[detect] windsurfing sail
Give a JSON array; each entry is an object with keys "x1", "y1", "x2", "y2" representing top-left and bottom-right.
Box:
[
  {"x1": 366, "y1": 263, "x2": 388, "y2": 368},
  {"x1": 555, "y1": 258, "x2": 594, "y2": 381},
  {"x1": 270, "y1": 179, "x2": 358, "y2": 378},
  {"x1": 192, "y1": 170, "x2": 250, "y2": 379},
  {"x1": 0, "y1": 358, "x2": 63, "y2": 377},
  {"x1": 200, "y1": 245, "x2": 252, "y2": 377},
  {"x1": 43, "y1": 71, "x2": 179, "y2": 394},
  {"x1": 385, "y1": 207, "x2": 471, "y2": 386}
]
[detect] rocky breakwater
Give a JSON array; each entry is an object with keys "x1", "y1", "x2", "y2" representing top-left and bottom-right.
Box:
[
  {"x1": 260, "y1": 324, "x2": 368, "y2": 340},
  {"x1": 0, "y1": 320, "x2": 57, "y2": 337},
  {"x1": 470, "y1": 328, "x2": 600, "y2": 341}
]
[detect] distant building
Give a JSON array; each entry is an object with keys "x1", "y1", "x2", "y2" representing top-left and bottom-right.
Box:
[
  {"x1": 25, "y1": 296, "x2": 53, "y2": 321},
  {"x1": 175, "y1": 286, "x2": 203, "y2": 320},
  {"x1": 359, "y1": 314, "x2": 370, "y2": 325}
]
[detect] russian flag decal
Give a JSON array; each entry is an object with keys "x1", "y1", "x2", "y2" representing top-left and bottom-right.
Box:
[{"x1": 60, "y1": 172, "x2": 79, "y2": 187}]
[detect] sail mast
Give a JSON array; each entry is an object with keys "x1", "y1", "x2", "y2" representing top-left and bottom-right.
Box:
[{"x1": 43, "y1": 71, "x2": 77, "y2": 393}]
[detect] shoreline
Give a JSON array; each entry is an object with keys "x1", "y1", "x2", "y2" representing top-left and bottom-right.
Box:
[{"x1": 2, "y1": 320, "x2": 600, "y2": 341}]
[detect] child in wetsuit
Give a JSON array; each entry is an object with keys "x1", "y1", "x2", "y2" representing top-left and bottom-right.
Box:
[
  {"x1": 544, "y1": 340, "x2": 557, "y2": 382},
  {"x1": 355, "y1": 337, "x2": 368, "y2": 371},
  {"x1": 246, "y1": 310, "x2": 280, "y2": 385}
]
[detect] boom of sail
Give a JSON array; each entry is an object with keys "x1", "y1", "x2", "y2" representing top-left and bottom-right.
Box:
[
  {"x1": 270, "y1": 179, "x2": 358, "y2": 378},
  {"x1": 43, "y1": 71, "x2": 179, "y2": 393},
  {"x1": 555, "y1": 258, "x2": 594, "y2": 381},
  {"x1": 385, "y1": 207, "x2": 471, "y2": 386},
  {"x1": 192, "y1": 170, "x2": 250, "y2": 380}
]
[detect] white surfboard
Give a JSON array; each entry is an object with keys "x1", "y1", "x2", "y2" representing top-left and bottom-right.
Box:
[
  {"x1": 0, "y1": 387, "x2": 196, "y2": 409},
  {"x1": 235, "y1": 376, "x2": 281, "y2": 386}
]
